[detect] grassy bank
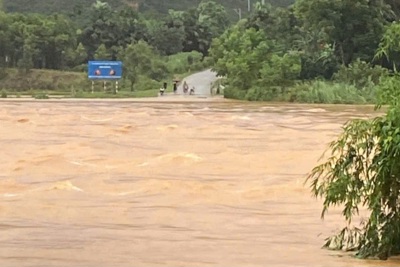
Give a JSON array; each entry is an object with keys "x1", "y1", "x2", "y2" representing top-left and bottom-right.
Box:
[
  {"x1": 0, "y1": 68, "x2": 178, "y2": 99},
  {"x1": 0, "y1": 68, "x2": 88, "y2": 91},
  {"x1": 1, "y1": 88, "x2": 161, "y2": 99},
  {"x1": 223, "y1": 80, "x2": 379, "y2": 104}
]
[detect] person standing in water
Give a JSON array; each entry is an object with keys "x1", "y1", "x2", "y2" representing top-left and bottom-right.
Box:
[
  {"x1": 190, "y1": 86, "x2": 195, "y2": 95},
  {"x1": 173, "y1": 81, "x2": 178, "y2": 94},
  {"x1": 159, "y1": 85, "x2": 165, "y2": 96},
  {"x1": 183, "y1": 81, "x2": 189, "y2": 94}
]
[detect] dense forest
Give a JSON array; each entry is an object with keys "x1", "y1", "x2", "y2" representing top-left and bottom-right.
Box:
[
  {"x1": 1, "y1": 0, "x2": 400, "y2": 103},
  {"x1": 210, "y1": 0, "x2": 400, "y2": 103},
  {"x1": 2, "y1": 0, "x2": 295, "y2": 22},
  {"x1": 0, "y1": 0, "x2": 232, "y2": 92}
]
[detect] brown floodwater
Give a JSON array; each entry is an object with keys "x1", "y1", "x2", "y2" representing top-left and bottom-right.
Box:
[{"x1": 0, "y1": 98, "x2": 398, "y2": 267}]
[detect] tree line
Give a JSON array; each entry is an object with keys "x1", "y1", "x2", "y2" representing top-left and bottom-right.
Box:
[
  {"x1": 0, "y1": 0, "x2": 229, "y2": 71},
  {"x1": 0, "y1": 0, "x2": 231, "y2": 91},
  {"x1": 210, "y1": 0, "x2": 400, "y2": 104}
]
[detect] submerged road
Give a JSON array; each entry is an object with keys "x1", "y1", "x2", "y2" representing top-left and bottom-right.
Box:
[{"x1": 176, "y1": 69, "x2": 219, "y2": 96}]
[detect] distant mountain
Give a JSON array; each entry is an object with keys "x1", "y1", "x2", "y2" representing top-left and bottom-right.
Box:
[{"x1": 3, "y1": 0, "x2": 295, "y2": 17}]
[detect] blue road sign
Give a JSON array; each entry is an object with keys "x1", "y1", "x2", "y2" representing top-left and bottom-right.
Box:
[{"x1": 88, "y1": 61, "x2": 122, "y2": 80}]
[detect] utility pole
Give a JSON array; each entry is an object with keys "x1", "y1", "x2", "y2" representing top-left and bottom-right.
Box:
[
  {"x1": 233, "y1": 8, "x2": 242, "y2": 20},
  {"x1": 248, "y1": 0, "x2": 251, "y2": 12}
]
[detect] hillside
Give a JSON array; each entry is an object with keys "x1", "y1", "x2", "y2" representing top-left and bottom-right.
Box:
[{"x1": 4, "y1": 0, "x2": 295, "y2": 17}]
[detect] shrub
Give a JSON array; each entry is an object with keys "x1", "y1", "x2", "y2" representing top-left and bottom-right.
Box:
[
  {"x1": 135, "y1": 76, "x2": 161, "y2": 91},
  {"x1": 245, "y1": 86, "x2": 288, "y2": 101},
  {"x1": 223, "y1": 87, "x2": 247, "y2": 100},
  {"x1": 291, "y1": 80, "x2": 367, "y2": 104},
  {"x1": 307, "y1": 83, "x2": 400, "y2": 258},
  {"x1": 166, "y1": 51, "x2": 204, "y2": 74},
  {"x1": 333, "y1": 59, "x2": 389, "y2": 90},
  {"x1": 375, "y1": 73, "x2": 400, "y2": 106},
  {"x1": 33, "y1": 91, "x2": 49, "y2": 99},
  {"x1": 1, "y1": 89, "x2": 7, "y2": 98}
]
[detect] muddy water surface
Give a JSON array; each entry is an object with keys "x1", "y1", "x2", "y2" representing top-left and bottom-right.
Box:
[{"x1": 0, "y1": 99, "x2": 398, "y2": 267}]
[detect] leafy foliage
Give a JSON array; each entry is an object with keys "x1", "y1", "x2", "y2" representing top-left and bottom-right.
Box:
[
  {"x1": 210, "y1": 24, "x2": 277, "y2": 90},
  {"x1": 375, "y1": 74, "x2": 400, "y2": 107},
  {"x1": 307, "y1": 102, "x2": 400, "y2": 259},
  {"x1": 307, "y1": 40, "x2": 400, "y2": 258},
  {"x1": 166, "y1": 51, "x2": 204, "y2": 74},
  {"x1": 3, "y1": 0, "x2": 295, "y2": 21},
  {"x1": 120, "y1": 40, "x2": 169, "y2": 91},
  {"x1": 333, "y1": 59, "x2": 389, "y2": 90},
  {"x1": 294, "y1": 0, "x2": 388, "y2": 65},
  {"x1": 375, "y1": 22, "x2": 400, "y2": 71},
  {"x1": 291, "y1": 80, "x2": 369, "y2": 104}
]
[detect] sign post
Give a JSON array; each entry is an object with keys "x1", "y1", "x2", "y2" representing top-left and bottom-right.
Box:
[{"x1": 88, "y1": 61, "x2": 122, "y2": 94}]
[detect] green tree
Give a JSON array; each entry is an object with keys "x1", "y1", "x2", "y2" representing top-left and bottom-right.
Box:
[
  {"x1": 246, "y1": 3, "x2": 300, "y2": 51},
  {"x1": 197, "y1": 0, "x2": 229, "y2": 38},
  {"x1": 384, "y1": 0, "x2": 400, "y2": 21},
  {"x1": 258, "y1": 51, "x2": 301, "y2": 89},
  {"x1": 94, "y1": 44, "x2": 111, "y2": 60},
  {"x1": 165, "y1": 1, "x2": 229, "y2": 56},
  {"x1": 80, "y1": 1, "x2": 115, "y2": 58},
  {"x1": 210, "y1": 24, "x2": 275, "y2": 91},
  {"x1": 307, "y1": 41, "x2": 400, "y2": 259},
  {"x1": 65, "y1": 42, "x2": 87, "y2": 68},
  {"x1": 375, "y1": 21, "x2": 400, "y2": 70},
  {"x1": 294, "y1": 0, "x2": 389, "y2": 65},
  {"x1": 146, "y1": 19, "x2": 184, "y2": 55},
  {"x1": 121, "y1": 40, "x2": 163, "y2": 91},
  {"x1": 0, "y1": 12, "x2": 11, "y2": 67},
  {"x1": 307, "y1": 100, "x2": 400, "y2": 259},
  {"x1": 34, "y1": 14, "x2": 78, "y2": 69},
  {"x1": 17, "y1": 41, "x2": 36, "y2": 73},
  {"x1": 80, "y1": 1, "x2": 140, "y2": 59},
  {"x1": 2, "y1": 13, "x2": 77, "y2": 69}
]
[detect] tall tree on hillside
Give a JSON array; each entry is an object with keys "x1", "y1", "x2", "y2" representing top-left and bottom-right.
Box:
[
  {"x1": 294, "y1": 0, "x2": 389, "y2": 66},
  {"x1": 94, "y1": 44, "x2": 111, "y2": 60},
  {"x1": 79, "y1": 1, "x2": 114, "y2": 58},
  {"x1": 35, "y1": 14, "x2": 77, "y2": 69},
  {"x1": 64, "y1": 42, "x2": 87, "y2": 68},
  {"x1": 165, "y1": 0, "x2": 229, "y2": 56},
  {"x1": 197, "y1": 0, "x2": 229, "y2": 37},
  {"x1": 375, "y1": 22, "x2": 400, "y2": 70},
  {"x1": 80, "y1": 1, "x2": 140, "y2": 59},
  {"x1": 246, "y1": 3, "x2": 300, "y2": 51},
  {"x1": 0, "y1": 12, "x2": 11, "y2": 67},
  {"x1": 121, "y1": 41, "x2": 155, "y2": 91},
  {"x1": 146, "y1": 19, "x2": 184, "y2": 55},
  {"x1": 17, "y1": 37, "x2": 37, "y2": 73},
  {"x1": 4, "y1": 13, "x2": 76, "y2": 70},
  {"x1": 383, "y1": 0, "x2": 400, "y2": 20},
  {"x1": 210, "y1": 23, "x2": 275, "y2": 91}
]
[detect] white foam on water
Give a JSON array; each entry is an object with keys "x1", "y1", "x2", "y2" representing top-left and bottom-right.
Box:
[
  {"x1": 50, "y1": 181, "x2": 84, "y2": 192},
  {"x1": 2, "y1": 193, "x2": 20, "y2": 198},
  {"x1": 231, "y1": 115, "x2": 252, "y2": 121},
  {"x1": 68, "y1": 160, "x2": 97, "y2": 167},
  {"x1": 304, "y1": 108, "x2": 327, "y2": 113},
  {"x1": 81, "y1": 115, "x2": 114, "y2": 122},
  {"x1": 137, "y1": 152, "x2": 203, "y2": 167}
]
